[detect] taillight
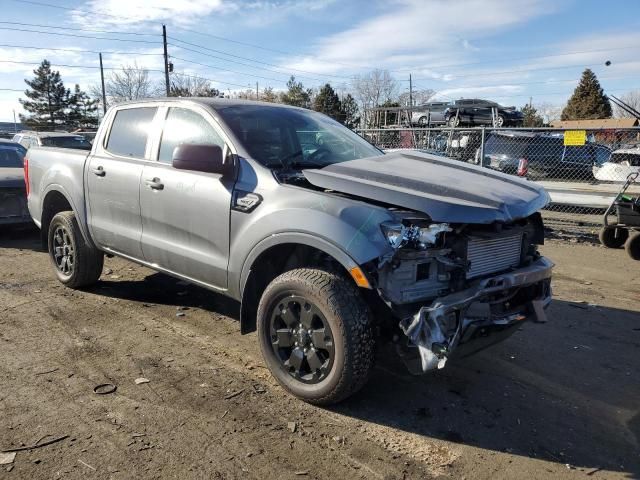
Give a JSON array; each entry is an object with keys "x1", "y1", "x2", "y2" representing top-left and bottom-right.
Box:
[
  {"x1": 517, "y1": 157, "x2": 528, "y2": 177},
  {"x1": 24, "y1": 156, "x2": 30, "y2": 196}
]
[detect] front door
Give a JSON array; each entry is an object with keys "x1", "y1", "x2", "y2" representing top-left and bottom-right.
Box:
[
  {"x1": 139, "y1": 106, "x2": 234, "y2": 290},
  {"x1": 87, "y1": 106, "x2": 158, "y2": 259}
]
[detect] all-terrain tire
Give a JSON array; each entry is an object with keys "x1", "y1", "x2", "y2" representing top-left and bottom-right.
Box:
[
  {"x1": 599, "y1": 226, "x2": 629, "y2": 249},
  {"x1": 48, "y1": 211, "x2": 104, "y2": 288},
  {"x1": 625, "y1": 232, "x2": 640, "y2": 260},
  {"x1": 257, "y1": 268, "x2": 375, "y2": 405}
]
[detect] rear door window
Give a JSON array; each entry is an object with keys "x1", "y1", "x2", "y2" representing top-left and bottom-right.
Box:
[{"x1": 106, "y1": 107, "x2": 158, "y2": 158}]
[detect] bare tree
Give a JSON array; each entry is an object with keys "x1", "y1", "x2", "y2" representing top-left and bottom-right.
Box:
[
  {"x1": 398, "y1": 88, "x2": 435, "y2": 107},
  {"x1": 612, "y1": 90, "x2": 640, "y2": 118},
  {"x1": 536, "y1": 102, "x2": 562, "y2": 124},
  {"x1": 352, "y1": 69, "x2": 398, "y2": 110},
  {"x1": 105, "y1": 63, "x2": 159, "y2": 104},
  {"x1": 170, "y1": 73, "x2": 220, "y2": 97}
]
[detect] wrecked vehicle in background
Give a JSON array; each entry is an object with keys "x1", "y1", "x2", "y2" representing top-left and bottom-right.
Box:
[{"x1": 25, "y1": 98, "x2": 553, "y2": 405}]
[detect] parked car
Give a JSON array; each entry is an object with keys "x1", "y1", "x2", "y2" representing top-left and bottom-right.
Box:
[
  {"x1": 593, "y1": 147, "x2": 640, "y2": 182},
  {"x1": 445, "y1": 99, "x2": 524, "y2": 127},
  {"x1": 475, "y1": 131, "x2": 611, "y2": 180},
  {"x1": 0, "y1": 139, "x2": 31, "y2": 226},
  {"x1": 26, "y1": 98, "x2": 553, "y2": 404},
  {"x1": 410, "y1": 101, "x2": 451, "y2": 126},
  {"x1": 12, "y1": 131, "x2": 92, "y2": 151}
]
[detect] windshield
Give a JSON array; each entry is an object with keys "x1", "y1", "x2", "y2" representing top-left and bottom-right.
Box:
[
  {"x1": 217, "y1": 105, "x2": 382, "y2": 169},
  {"x1": 0, "y1": 144, "x2": 26, "y2": 168},
  {"x1": 42, "y1": 136, "x2": 92, "y2": 150}
]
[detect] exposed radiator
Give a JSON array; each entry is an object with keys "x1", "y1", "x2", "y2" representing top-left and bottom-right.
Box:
[{"x1": 466, "y1": 233, "x2": 522, "y2": 279}]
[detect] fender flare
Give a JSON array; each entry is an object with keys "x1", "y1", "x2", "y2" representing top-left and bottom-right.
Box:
[
  {"x1": 237, "y1": 232, "x2": 361, "y2": 298},
  {"x1": 40, "y1": 184, "x2": 94, "y2": 247},
  {"x1": 236, "y1": 232, "x2": 368, "y2": 335}
]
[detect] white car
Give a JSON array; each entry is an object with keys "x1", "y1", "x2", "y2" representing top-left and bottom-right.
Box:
[{"x1": 593, "y1": 147, "x2": 640, "y2": 182}]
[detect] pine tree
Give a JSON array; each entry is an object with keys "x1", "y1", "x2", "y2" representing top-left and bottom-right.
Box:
[
  {"x1": 261, "y1": 86, "x2": 278, "y2": 103},
  {"x1": 313, "y1": 84, "x2": 342, "y2": 121},
  {"x1": 561, "y1": 69, "x2": 612, "y2": 120},
  {"x1": 521, "y1": 104, "x2": 544, "y2": 127},
  {"x1": 68, "y1": 84, "x2": 99, "y2": 129},
  {"x1": 340, "y1": 94, "x2": 360, "y2": 129},
  {"x1": 19, "y1": 60, "x2": 70, "y2": 129},
  {"x1": 280, "y1": 76, "x2": 312, "y2": 109}
]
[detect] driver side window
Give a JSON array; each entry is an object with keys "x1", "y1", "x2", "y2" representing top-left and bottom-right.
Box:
[{"x1": 158, "y1": 107, "x2": 225, "y2": 164}]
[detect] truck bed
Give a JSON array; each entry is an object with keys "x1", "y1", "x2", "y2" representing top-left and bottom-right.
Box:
[{"x1": 26, "y1": 146, "x2": 90, "y2": 231}]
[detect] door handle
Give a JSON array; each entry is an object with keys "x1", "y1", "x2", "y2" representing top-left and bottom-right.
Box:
[
  {"x1": 145, "y1": 178, "x2": 164, "y2": 190},
  {"x1": 92, "y1": 166, "x2": 105, "y2": 176}
]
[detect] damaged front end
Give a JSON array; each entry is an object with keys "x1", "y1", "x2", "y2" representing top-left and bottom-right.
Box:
[{"x1": 374, "y1": 211, "x2": 553, "y2": 374}]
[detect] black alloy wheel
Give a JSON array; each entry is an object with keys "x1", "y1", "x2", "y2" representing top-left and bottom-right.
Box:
[
  {"x1": 268, "y1": 294, "x2": 335, "y2": 384},
  {"x1": 52, "y1": 225, "x2": 74, "y2": 277}
]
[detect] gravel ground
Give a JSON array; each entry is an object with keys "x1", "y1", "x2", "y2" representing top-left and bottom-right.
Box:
[{"x1": 0, "y1": 227, "x2": 638, "y2": 480}]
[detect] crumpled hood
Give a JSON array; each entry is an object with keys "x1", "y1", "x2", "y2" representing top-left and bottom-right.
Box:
[
  {"x1": 0, "y1": 168, "x2": 26, "y2": 189},
  {"x1": 302, "y1": 151, "x2": 550, "y2": 224}
]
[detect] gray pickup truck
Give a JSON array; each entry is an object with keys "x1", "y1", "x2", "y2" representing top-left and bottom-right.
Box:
[{"x1": 26, "y1": 98, "x2": 553, "y2": 404}]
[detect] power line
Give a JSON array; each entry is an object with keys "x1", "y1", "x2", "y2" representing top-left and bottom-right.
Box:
[
  {"x1": 0, "y1": 59, "x2": 251, "y2": 89},
  {"x1": 0, "y1": 26, "x2": 159, "y2": 44},
  {"x1": 168, "y1": 36, "x2": 352, "y2": 80},
  {"x1": 169, "y1": 43, "x2": 326, "y2": 83},
  {"x1": 412, "y1": 74, "x2": 631, "y2": 92},
  {"x1": 171, "y1": 56, "x2": 289, "y2": 85},
  {"x1": 393, "y1": 45, "x2": 639, "y2": 74},
  {"x1": 0, "y1": 88, "x2": 24, "y2": 92},
  {"x1": 412, "y1": 62, "x2": 611, "y2": 81},
  {"x1": 0, "y1": 21, "x2": 159, "y2": 37},
  {"x1": 0, "y1": 43, "x2": 164, "y2": 56}
]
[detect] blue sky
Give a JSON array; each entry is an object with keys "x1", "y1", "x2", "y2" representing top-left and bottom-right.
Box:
[{"x1": 1, "y1": 0, "x2": 639, "y2": 121}]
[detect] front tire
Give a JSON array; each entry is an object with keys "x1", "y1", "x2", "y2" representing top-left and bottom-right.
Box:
[
  {"x1": 257, "y1": 268, "x2": 375, "y2": 405},
  {"x1": 48, "y1": 211, "x2": 104, "y2": 288},
  {"x1": 599, "y1": 226, "x2": 628, "y2": 248}
]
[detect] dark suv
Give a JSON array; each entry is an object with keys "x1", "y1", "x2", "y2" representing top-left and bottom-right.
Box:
[
  {"x1": 476, "y1": 131, "x2": 611, "y2": 181},
  {"x1": 446, "y1": 99, "x2": 524, "y2": 127}
]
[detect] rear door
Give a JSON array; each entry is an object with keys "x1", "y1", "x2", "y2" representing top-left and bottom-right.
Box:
[
  {"x1": 86, "y1": 105, "x2": 158, "y2": 259},
  {"x1": 139, "y1": 105, "x2": 235, "y2": 289}
]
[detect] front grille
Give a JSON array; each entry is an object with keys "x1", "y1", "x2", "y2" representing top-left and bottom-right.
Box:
[{"x1": 466, "y1": 233, "x2": 522, "y2": 279}]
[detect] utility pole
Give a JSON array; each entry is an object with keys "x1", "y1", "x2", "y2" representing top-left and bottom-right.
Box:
[
  {"x1": 256, "y1": 82, "x2": 259, "y2": 100},
  {"x1": 409, "y1": 74, "x2": 413, "y2": 107},
  {"x1": 12, "y1": 110, "x2": 17, "y2": 133},
  {"x1": 162, "y1": 24, "x2": 170, "y2": 96},
  {"x1": 99, "y1": 53, "x2": 107, "y2": 115}
]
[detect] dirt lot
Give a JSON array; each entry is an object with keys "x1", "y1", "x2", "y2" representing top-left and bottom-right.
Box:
[{"x1": 0, "y1": 228, "x2": 638, "y2": 480}]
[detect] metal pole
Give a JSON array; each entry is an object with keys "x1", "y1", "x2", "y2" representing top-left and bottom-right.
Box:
[
  {"x1": 12, "y1": 110, "x2": 17, "y2": 133},
  {"x1": 256, "y1": 82, "x2": 259, "y2": 100},
  {"x1": 409, "y1": 74, "x2": 413, "y2": 108},
  {"x1": 162, "y1": 25, "x2": 170, "y2": 96},
  {"x1": 99, "y1": 53, "x2": 107, "y2": 114},
  {"x1": 479, "y1": 126, "x2": 486, "y2": 167}
]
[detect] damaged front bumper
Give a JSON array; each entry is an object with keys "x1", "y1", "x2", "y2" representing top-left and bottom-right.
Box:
[{"x1": 398, "y1": 256, "x2": 553, "y2": 374}]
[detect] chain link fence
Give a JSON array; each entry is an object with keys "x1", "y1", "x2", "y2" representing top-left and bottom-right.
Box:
[{"x1": 357, "y1": 126, "x2": 640, "y2": 237}]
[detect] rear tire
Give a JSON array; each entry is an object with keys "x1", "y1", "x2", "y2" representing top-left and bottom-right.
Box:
[
  {"x1": 448, "y1": 115, "x2": 460, "y2": 127},
  {"x1": 599, "y1": 226, "x2": 628, "y2": 248},
  {"x1": 625, "y1": 232, "x2": 640, "y2": 260},
  {"x1": 257, "y1": 268, "x2": 375, "y2": 405},
  {"x1": 48, "y1": 211, "x2": 104, "y2": 288}
]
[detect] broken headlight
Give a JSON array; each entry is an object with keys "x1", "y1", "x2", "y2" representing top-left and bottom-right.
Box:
[{"x1": 381, "y1": 221, "x2": 451, "y2": 250}]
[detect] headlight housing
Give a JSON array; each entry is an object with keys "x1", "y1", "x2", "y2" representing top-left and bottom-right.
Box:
[{"x1": 380, "y1": 221, "x2": 451, "y2": 250}]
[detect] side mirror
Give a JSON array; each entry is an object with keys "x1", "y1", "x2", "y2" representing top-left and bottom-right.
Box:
[{"x1": 172, "y1": 144, "x2": 233, "y2": 175}]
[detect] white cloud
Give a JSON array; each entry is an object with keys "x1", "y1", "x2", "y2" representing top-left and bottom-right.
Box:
[
  {"x1": 71, "y1": 0, "x2": 226, "y2": 27},
  {"x1": 71, "y1": 0, "x2": 336, "y2": 29},
  {"x1": 280, "y1": 0, "x2": 554, "y2": 75}
]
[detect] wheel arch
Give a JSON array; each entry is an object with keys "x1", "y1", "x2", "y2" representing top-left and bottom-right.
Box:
[
  {"x1": 237, "y1": 234, "x2": 365, "y2": 335},
  {"x1": 40, "y1": 187, "x2": 92, "y2": 250}
]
